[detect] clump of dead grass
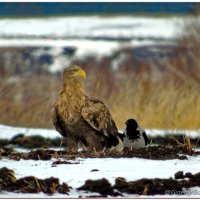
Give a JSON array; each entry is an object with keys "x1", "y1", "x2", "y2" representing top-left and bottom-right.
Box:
[{"x1": 175, "y1": 133, "x2": 193, "y2": 154}]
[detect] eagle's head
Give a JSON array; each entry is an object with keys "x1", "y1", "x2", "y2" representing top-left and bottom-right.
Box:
[
  {"x1": 64, "y1": 65, "x2": 86, "y2": 80},
  {"x1": 62, "y1": 65, "x2": 86, "y2": 102}
]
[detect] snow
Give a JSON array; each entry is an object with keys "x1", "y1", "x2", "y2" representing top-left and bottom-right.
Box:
[
  {"x1": 0, "y1": 39, "x2": 119, "y2": 57},
  {"x1": 0, "y1": 15, "x2": 186, "y2": 60},
  {"x1": 0, "y1": 124, "x2": 199, "y2": 141},
  {"x1": 0, "y1": 190, "x2": 100, "y2": 198},
  {"x1": 0, "y1": 16, "x2": 182, "y2": 39},
  {"x1": 146, "y1": 129, "x2": 200, "y2": 139},
  {"x1": 0, "y1": 124, "x2": 61, "y2": 140},
  {"x1": 0, "y1": 156, "x2": 200, "y2": 197},
  {"x1": 2, "y1": 156, "x2": 198, "y2": 188}
]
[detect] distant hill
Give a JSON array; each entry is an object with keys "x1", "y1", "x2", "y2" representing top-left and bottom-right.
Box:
[{"x1": 0, "y1": 2, "x2": 198, "y2": 17}]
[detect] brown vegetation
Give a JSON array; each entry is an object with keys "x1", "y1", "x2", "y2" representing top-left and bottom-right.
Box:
[{"x1": 0, "y1": 74, "x2": 59, "y2": 128}]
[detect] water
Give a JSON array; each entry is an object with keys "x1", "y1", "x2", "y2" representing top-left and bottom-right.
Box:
[{"x1": 0, "y1": 2, "x2": 197, "y2": 17}]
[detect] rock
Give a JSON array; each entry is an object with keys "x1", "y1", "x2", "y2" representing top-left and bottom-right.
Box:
[
  {"x1": 78, "y1": 178, "x2": 114, "y2": 196},
  {"x1": 174, "y1": 171, "x2": 184, "y2": 179}
]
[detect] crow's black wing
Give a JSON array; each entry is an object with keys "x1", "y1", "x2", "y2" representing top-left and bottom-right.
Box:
[{"x1": 142, "y1": 131, "x2": 149, "y2": 146}]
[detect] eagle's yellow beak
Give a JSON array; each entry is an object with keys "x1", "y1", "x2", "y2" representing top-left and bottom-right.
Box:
[{"x1": 79, "y1": 69, "x2": 86, "y2": 79}]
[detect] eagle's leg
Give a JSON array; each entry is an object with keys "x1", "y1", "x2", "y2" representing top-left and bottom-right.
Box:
[
  {"x1": 84, "y1": 135, "x2": 105, "y2": 152},
  {"x1": 66, "y1": 136, "x2": 79, "y2": 152},
  {"x1": 78, "y1": 141, "x2": 88, "y2": 151}
]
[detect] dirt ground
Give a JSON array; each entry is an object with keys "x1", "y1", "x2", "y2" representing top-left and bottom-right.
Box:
[
  {"x1": 1, "y1": 144, "x2": 200, "y2": 161},
  {"x1": 0, "y1": 133, "x2": 199, "y2": 149}
]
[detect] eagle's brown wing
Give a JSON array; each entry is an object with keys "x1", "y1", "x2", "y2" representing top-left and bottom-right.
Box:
[
  {"x1": 81, "y1": 97, "x2": 118, "y2": 137},
  {"x1": 51, "y1": 107, "x2": 67, "y2": 137}
]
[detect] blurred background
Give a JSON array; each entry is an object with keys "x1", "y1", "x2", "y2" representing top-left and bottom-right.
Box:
[{"x1": 0, "y1": 2, "x2": 200, "y2": 130}]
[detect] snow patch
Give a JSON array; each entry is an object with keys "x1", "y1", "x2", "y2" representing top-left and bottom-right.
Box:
[{"x1": 0, "y1": 124, "x2": 199, "y2": 140}]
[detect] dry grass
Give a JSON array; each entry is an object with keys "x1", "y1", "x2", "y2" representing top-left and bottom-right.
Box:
[
  {"x1": 92, "y1": 71, "x2": 200, "y2": 129},
  {"x1": 0, "y1": 65, "x2": 199, "y2": 130},
  {"x1": 0, "y1": 75, "x2": 61, "y2": 128},
  {"x1": 175, "y1": 133, "x2": 194, "y2": 154}
]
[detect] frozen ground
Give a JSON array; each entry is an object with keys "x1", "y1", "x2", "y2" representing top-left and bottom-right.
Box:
[
  {"x1": 0, "y1": 16, "x2": 183, "y2": 39},
  {"x1": 0, "y1": 16, "x2": 185, "y2": 56},
  {"x1": 0, "y1": 124, "x2": 200, "y2": 197},
  {"x1": 0, "y1": 124, "x2": 199, "y2": 140},
  {"x1": 0, "y1": 15, "x2": 191, "y2": 72},
  {"x1": 0, "y1": 156, "x2": 200, "y2": 198}
]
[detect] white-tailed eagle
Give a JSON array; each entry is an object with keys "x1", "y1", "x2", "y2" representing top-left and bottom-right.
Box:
[{"x1": 51, "y1": 65, "x2": 123, "y2": 152}]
